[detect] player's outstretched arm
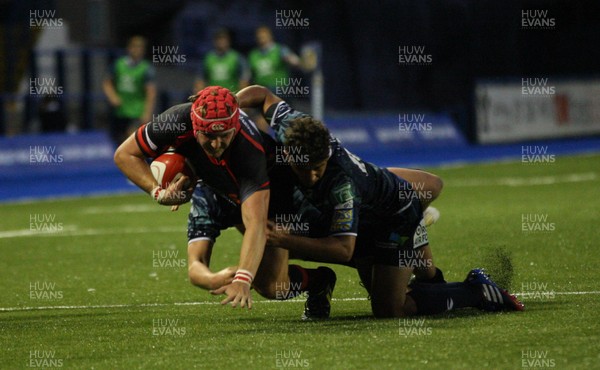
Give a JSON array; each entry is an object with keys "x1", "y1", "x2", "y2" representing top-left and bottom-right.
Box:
[
  {"x1": 215, "y1": 189, "x2": 270, "y2": 309},
  {"x1": 188, "y1": 240, "x2": 236, "y2": 290},
  {"x1": 267, "y1": 222, "x2": 356, "y2": 264},
  {"x1": 114, "y1": 134, "x2": 190, "y2": 205},
  {"x1": 236, "y1": 85, "x2": 282, "y2": 114},
  {"x1": 114, "y1": 134, "x2": 158, "y2": 194}
]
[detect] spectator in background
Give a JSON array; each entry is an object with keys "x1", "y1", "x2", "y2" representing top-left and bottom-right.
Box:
[
  {"x1": 193, "y1": 28, "x2": 249, "y2": 93},
  {"x1": 103, "y1": 35, "x2": 157, "y2": 145},
  {"x1": 248, "y1": 25, "x2": 303, "y2": 92}
]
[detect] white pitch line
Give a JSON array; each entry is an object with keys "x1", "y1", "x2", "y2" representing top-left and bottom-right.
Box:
[
  {"x1": 0, "y1": 298, "x2": 356, "y2": 313},
  {"x1": 1, "y1": 291, "x2": 598, "y2": 313},
  {"x1": 80, "y1": 204, "x2": 164, "y2": 214},
  {"x1": 0, "y1": 226, "x2": 183, "y2": 239}
]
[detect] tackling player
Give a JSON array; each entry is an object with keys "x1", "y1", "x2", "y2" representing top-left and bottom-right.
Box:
[
  {"x1": 114, "y1": 86, "x2": 269, "y2": 310},
  {"x1": 236, "y1": 85, "x2": 524, "y2": 318}
]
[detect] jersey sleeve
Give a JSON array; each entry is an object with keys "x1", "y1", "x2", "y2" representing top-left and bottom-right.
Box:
[
  {"x1": 327, "y1": 178, "x2": 360, "y2": 237},
  {"x1": 264, "y1": 101, "x2": 310, "y2": 143},
  {"x1": 135, "y1": 103, "x2": 193, "y2": 158}
]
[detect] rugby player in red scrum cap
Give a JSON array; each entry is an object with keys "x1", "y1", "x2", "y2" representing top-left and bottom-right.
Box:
[{"x1": 115, "y1": 86, "x2": 270, "y2": 309}]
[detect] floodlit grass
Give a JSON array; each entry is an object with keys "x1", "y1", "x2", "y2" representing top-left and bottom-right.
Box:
[{"x1": 0, "y1": 154, "x2": 598, "y2": 369}]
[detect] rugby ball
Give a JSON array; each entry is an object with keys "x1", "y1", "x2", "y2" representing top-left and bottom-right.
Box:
[{"x1": 150, "y1": 152, "x2": 196, "y2": 189}]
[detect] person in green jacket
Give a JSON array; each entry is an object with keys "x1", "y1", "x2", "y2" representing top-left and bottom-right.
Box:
[
  {"x1": 103, "y1": 35, "x2": 157, "y2": 145},
  {"x1": 248, "y1": 26, "x2": 303, "y2": 92},
  {"x1": 194, "y1": 29, "x2": 249, "y2": 94}
]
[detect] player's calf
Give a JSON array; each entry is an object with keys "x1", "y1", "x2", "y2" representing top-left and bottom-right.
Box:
[{"x1": 369, "y1": 264, "x2": 417, "y2": 318}]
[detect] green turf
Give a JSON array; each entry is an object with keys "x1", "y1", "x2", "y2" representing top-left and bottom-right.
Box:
[{"x1": 1, "y1": 153, "x2": 599, "y2": 369}]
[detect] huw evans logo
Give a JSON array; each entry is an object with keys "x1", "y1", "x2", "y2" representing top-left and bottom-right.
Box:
[
  {"x1": 275, "y1": 146, "x2": 310, "y2": 166},
  {"x1": 30, "y1": 78, "x2": 63, "y2": 97},
  {"x1": 275, "y1": 78, "x2": 310, "y2": 97},
  {"x1": 151, "y1": 113, "x2": 186, "y2": 132},
  {"x1": 521, "y1": 78, "x2": 555, "y2": 97},
  {"x1": 152, "y1": 318, "x2": 186, "y2": 336},
  {"x1": 399, "y1": 318, "x2": 432, "y2": 336},
  {"x1": 275, "y1": 350, "x2": 309, "y2": 368},
  {"x1": 152, "y1": 249, "x2": 186, "y2": 268},
  {"x1": 28, "y1": 350, "x2": 63, "y2": 368},
  {"x1": 30, "y1": 214, "x2": 63, "y2": 232},
  {"x1": 521, "y1": 350, "x2": 555, "y2": 368},
  {"x1": 152, "y1": 46, "x2": 187, "y2": 65},
  {"x1": 275, "y1": 10, "x2": 309, "y2": 29},
  {"x1": 398, "y1": 46, "x2": 432, "y2": 66},
  {"x1": 521, "y1": 146, "x2": 555, "y2": 164},
  {"x1": 398, "y1": 113, "x2": 432, "y2": 131},
  {"x1": 29, "y1": 281, "x2": 63, "y2": 300},
  {"x1": 274, "y1": 214, "x2": 310, "y2": 235},
  {"x1": 521, "y1": 213, "x2": 555, "y2": 233},
  {"x1": 398, "y1": 249, "x2": 433, "y2": 269},
  {"x1": 520, "y1": 282, "x2": 556, "y2": 300},
  {"x1": 29, "y1": 9, "x2": 63, "y2": 29},
  {"x1": 521, "y1": 10, "x2": 555, "y2": 30},
  {"x1": 275, "y1": 281, "x2": 306, "y2": 300}
]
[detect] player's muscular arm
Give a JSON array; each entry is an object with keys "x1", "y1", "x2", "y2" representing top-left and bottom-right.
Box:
[
  {"x1": 236, "y1": 85, "x2": 282, "y2": 114},
  {"x1": 188, "y1": 240, "x2": 235, "y2": 290},
  {"x1": 114, "y1": 134, "x2": 189, "y2": 205},
  {"x1": 213, "y1": 189, "x2": 269, "y2": 309},
  {"x1": 114, "y1": 134, "x2": 158, "y2": 194},
  {"x1": 238, "y1": 189, "x2": 270, "y2": 276},
  {"x1": 267, "y1": 224, "x2": 355, "y2": 263}
]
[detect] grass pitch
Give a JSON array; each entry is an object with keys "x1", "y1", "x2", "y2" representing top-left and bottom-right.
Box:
[{"x1": 1, "y1": 153, "x2": 599, "y2": 369}]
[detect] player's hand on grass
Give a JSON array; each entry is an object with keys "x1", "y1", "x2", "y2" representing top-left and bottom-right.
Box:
[
  {"x1": 211, "y1": 281, "x2": 253, "y2": 309},
  {"x1": 210, "y1": 266, "x2": 236, "y2": 289},
  {"x1": 153, "y1": 175, "x2": 194, "y2": 206}
]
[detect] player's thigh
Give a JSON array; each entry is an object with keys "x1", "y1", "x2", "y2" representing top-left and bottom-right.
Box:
[
  {"x1": 370, "y1": 264, "x2": 415, "y2": 318},
  {"x1": 387, "y1": 167, "x2": 443, "y2": 200}
]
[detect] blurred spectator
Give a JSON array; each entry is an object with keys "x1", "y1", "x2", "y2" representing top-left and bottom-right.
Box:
[
  {"x1": 102, "y1": 35, "x2": 157, "y2": 145},
  {"x1": 193, "y1": 28, "x2": 249, "y2": 93},
  {"x1": 38, "y1": 95, "x2": 66, "y2": 132},
  {"x1": 248, "y1": 25, "x2": 302, "y2": 91}
]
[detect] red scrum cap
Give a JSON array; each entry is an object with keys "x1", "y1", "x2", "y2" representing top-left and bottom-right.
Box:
[{"x1": 190, "y1": 86, "x2": 240, "y2": 134}]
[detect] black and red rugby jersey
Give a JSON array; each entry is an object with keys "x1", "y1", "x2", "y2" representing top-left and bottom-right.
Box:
[{"x1": 135, "y1": 102, "x2": 269, "y2": 204}]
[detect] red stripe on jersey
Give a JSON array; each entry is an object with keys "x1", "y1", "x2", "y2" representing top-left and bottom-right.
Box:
[
  {"x1": 222, "y1": 162, "x2": 239, "y2": 187},
  {"x1": 240, "y1": 129, "x2": 265, "y2": 153},
  {"x1": 258, "y1": 181, "x2": 270, "y2": 189},
  {"x1": 135, "y1": 125, "x2": 156, "y2": 157}
]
